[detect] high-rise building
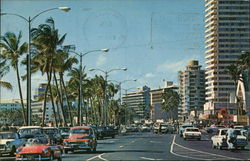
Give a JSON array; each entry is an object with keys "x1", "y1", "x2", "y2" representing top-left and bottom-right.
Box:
[
  {"x1": 178, "y1": 60, "x2": 205, "y2": 121},
  {"x1": 204, "y1": 0, "x2": 250, "y2": 115},
  {"x1": 122, "y1": 86, "x2": 150, "y2": 122}
]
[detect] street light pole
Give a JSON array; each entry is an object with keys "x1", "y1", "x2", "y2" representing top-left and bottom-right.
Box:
[
  {"x1": 89, "y1": 68, "x2": 127, "y2": 126},
  {"x1": 70, "y1": 49, "x2": 109, "y2": 125},
  {"x1": 1, "y1": 7, "x2": 71, "y2": 126}
]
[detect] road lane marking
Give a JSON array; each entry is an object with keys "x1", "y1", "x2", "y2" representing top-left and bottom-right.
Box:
[
  {"x1": 140, "y1": 157, "x2": 162, "y2": 160},
  {"x1": 119, "y1": 145, "x2": 124, "y2": 148},
  {"x1": 86, "y1": 153, "x2": 108, "y2": 161},
  {"x1": 170, "y1": 135, "x2": 243, "y2": 160}
]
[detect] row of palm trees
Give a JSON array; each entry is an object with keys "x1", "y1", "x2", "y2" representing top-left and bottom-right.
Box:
[{"x1": 0, "y1": 17, "x2": 121, "y2": 127}]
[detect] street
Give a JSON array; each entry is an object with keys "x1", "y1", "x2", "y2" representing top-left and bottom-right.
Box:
[{"x1": 1, "y1": 131, "x2": 249, "y2": 161}]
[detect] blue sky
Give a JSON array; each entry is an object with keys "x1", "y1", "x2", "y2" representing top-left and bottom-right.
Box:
[{"x1": 1, "y1": 0, "x2": 205, "y2": 100}]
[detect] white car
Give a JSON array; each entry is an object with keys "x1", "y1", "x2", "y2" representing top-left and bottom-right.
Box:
[
  {"x1": 0, "y1": 131, "x2": 26, "y2": 156},
  {"x1": 211, "y1": 128, "x2": 248, "y2": 150},
  {"x1": 183, "y1": 127, "x2": 201, "y2": 140}
]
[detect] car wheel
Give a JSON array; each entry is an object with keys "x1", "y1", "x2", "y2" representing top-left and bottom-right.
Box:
[
  {"x1": 184, "y1": 137, "x2": 186, "y2": 140},
  {"x1": 112, "y1": 135, "x2": 115, "y2": 138},
  {"x1": 64, "y1": 149, "x2": 68, "y2": 154},
  {"x1": 197, "y1": 138, "x2": 201, "y2": 141},
  {"x1": 241, "y1": 147, "x2": 245, "y2": 150}
]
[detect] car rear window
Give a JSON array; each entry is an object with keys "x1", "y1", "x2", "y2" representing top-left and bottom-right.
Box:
[
  {"x1": 70, "y1": 128, "x2": 90, "y2": 134},
  {"x1": 186, "y1": 128, "x2": 199, "y2": 132}
]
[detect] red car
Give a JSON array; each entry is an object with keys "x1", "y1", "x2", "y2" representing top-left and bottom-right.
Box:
[
  {"x1": 16, "y1": 138, "x2": 62, "y2": 161},
  {"x1": 63, "y1": 126, "x2": 97, "y2": 153}
]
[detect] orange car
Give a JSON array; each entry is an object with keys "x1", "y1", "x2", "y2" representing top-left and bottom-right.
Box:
[
  {"x1": 16, "y1": 138, "x2": 62, "y2": 161},
  {"x1": 63, "y1": 126, "x2": 97, "y2": 153}
]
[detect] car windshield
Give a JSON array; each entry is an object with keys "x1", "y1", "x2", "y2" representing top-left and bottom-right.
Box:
[
  {"x1": 19, "y1": 128, "x2": 42, "y2": 135},
  {"x1": 182, "y1": 125, "x2": 193, "y2": 128},
  {"x1": 26, "y1": 138, "x2": 48, "y2": 145},
  {"x1": 0, "y1": 133, "x2": 15, "y2": 139},
  {"x1": 233, "y1": 130, "x2": 242, "y2": 136},
  {"x1": 186, "y1": 129, "x2": 199, "y2": 132},
  {"x1": 43, "y1": 129, "x2": 57, "y2": 134},
  {"x1": 59, "y1": 128, "x2": 70, "y2": 133},
  {"x1": 70, "y1": 129, "x2": 90, "y2": 135}
]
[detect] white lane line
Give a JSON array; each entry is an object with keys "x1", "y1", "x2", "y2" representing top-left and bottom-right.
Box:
[
  {"x1": 119, "y1": 145, "x2": 124, "y2": 148},
  {"x1": 86, "y1": 153, "x2": 108, "y2": 161},
  {"x1": 140, "y1": 157, "x2": 162, "y2": 160},
  {"x1": 170, "y1": 135, "x2": 243, "y2": 160}
]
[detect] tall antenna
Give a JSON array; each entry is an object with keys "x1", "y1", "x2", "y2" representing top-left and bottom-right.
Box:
[{"x1": 150, "y1": 12, "x2": 153, "y2": 49}]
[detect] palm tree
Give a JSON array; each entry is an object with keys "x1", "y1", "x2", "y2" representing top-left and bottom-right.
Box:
[
  {"x1": 0, "y1": 31, "x2": 27, "y2": 125},
  {"x1": 161, "y1": 88, "x2": 180, "y2": 120},
  {"x1": 67, "y1": 67, "x2": 87, "y2": 125},
  {"x1": 0, "y1": 81, "x2": 12, "y2": 90},
  {"x1": 31, "y1": 17, "x2": 66, "y2": 126},
  {"x1": 53, "y1": 50, "x2": 78, "y2": 125}
]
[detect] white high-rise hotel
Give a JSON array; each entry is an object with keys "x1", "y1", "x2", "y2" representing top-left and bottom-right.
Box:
[{"x1": 204, "y1": 0, "x2": 250, "y2": 114}]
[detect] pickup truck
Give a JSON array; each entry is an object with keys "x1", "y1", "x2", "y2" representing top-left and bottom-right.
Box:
[{"x1": 211, "y1": 128, "x2": 248, "y2": 150}]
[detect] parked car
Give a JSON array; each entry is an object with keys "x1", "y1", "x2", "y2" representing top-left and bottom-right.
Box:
[
  {"x1": 18, "y1": 126, "x2": 45, "y2": 139},
  {"x1": 183, "y1": 127, "x2": 201, "y2": 140},
  {"x1": 211, "y1": 128, "x2": 248, "y2": 150},
  {"x1": 205, "y1": 125, "x2": 225, "y2": 134},
  {"x1": 63, "y1": 126, "x2": 97, "y2": 153},
  {"x1": 58, "y1": 127, "x2": 70, "y2": 139},
  {"x1": 243, "y1": 126, "x2": 250, "y2": 141},
  {"x1": 102, "y1": 126, "x2": 118, "y2": 138},
  {"x1": 42, "y1": 127, "x2": 62, "y2": 144},
  {"x1": 0, "y1": 131, "x2": 26, "y2": 157},
  {"x1": 140, "y1": 124, "x2": 151, "y2": 132},
  {"x1": 16, "y1": 137, "x2": 62, "y2": 161},
  {"x1": 179, "y1": 124, "x2": 194, "y2": 137}
]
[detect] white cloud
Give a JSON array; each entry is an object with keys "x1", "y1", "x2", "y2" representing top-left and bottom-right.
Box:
[
  {"x1": 156, "y1": 60, "x2": 187, "y2": 73},
  {"x1": 144, "y1": 73, "x2": 155, "y2": 78},
  {"x1": 96, "y1": 55, "x2": 107, "y2": 67}
]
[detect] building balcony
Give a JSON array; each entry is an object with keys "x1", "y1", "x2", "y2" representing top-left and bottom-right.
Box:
[
  {"x1": 205, "y1": 47, "x2": 217, "y2": 54},
  {"x1": 205, "y1": 63, "x2": 217, "y2": 69},
  {"x1": 205, "y1": 36, "x2": 217, "y2": 44},
  {"x1": 205, "y1": 26, "x2": 217, "y2": 33},
  {"x1": 205, "y1": 20, "x2": 218, "y2": 28},
  {"x1": 205, "y1": 0, "x2": 217, "y2": 8},
  {"x1": 205, "y1": 4, "x2": 217, "y2": 13},
  {"x1": 205, "y1": 41, "x2": 216, "y2": 49},
  {"x1": 205, "y1": 9, "x2": 217, "y2": 18},
  {"x1": 205, "y1": 53, "x2": 217, "y2": 59},
  {"x1": 205, "y1": 30, "x2": 217, "y2": 39}
]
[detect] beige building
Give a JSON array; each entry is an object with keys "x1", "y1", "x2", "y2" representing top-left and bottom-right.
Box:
[
  {"x1": 204, "y1": 0, "x2": 250, "y2": 115},
  {"x1": 178, "y1": 60, "x2": 205, "y2": 121}
]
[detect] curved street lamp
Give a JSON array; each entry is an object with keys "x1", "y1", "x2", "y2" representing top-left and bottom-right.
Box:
[
  {"x1": 69, "y1": 48, "x2": 109, "y2": 125},
  {"x1": 89, "y1": 67, "x2": 127, "y2": 126},
  {"x1": 1, "y1": 6, "x2": 71, "y2": 126}
]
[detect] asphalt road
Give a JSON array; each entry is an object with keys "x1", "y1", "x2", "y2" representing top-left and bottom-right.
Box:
[{"x1": 1, "y1": 131, "x2": 250, "y2": 161}]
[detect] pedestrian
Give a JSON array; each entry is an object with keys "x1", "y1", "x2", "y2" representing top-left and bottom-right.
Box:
[{"x1": 226, "y1": 124, "x2": 235, "y2": 151}]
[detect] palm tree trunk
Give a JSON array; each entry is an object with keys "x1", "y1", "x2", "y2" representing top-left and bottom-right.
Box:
[
  {"x1": 55, "y1": 100, "x2": 62, "y2": 126},
  {"x1": 60, "y1": 73, "x2": 73, "y2": 126},
  {"x1": 42, "y1": 74, "x2": 50, "y2": 126},
  {"x1": 15, "y1": 64, "x2": 27, "y2": 125},
  {"x1": 48, "y1": 83, "x2": 58, "y2": 127},
  {"x1": 53, "y1": 71, "x2": 66, "y2": 126},
  {"x1": 77, "y1": 89, "x2": 81, "y2": 125}
]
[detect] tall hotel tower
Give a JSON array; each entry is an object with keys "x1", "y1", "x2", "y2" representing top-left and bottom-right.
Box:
[{"x1": 204, "y1": 0, "x2": 250, "y2": 115}]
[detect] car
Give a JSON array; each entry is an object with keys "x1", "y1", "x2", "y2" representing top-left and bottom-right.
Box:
[
  {"x1": 183, "y1": 127, "x2": 201, "y2": 140},
  {"x1": 179, "y1": 124, "x2": 194, "y2": 137},
  {"x1": 243, "y1": 126, "x2": 250, "y2": 141},
  {"x1": 18, "y1": 126, "x2": 46, "y2": 139},
  {"x1": 0, "y1": 131, "x2": 26, "y2": 157},
  {"x1": 140, "y1": 124, "x2": 151, "y2": 132},
  {"x1": 63, "y1": 126, "x2": 97, "y2": 153},
  {"x1": 42, "y1": 127, "x2": 62, "y2": 144},
  {"x1": 16, "y1": 137, "x2": 62, "y2": 161},
  {"x1": 211, "y1": 128, "x2": 248, "y2": 150},
  {"x1": 102, "y1": 126, "x2": 118, "y2": 138},
  {"x1": 58, "y1": 127, "x2": 70, "y2": 140},
  {"x1": 205, "y1": 125, "x2": 225, "y2": 134}
]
